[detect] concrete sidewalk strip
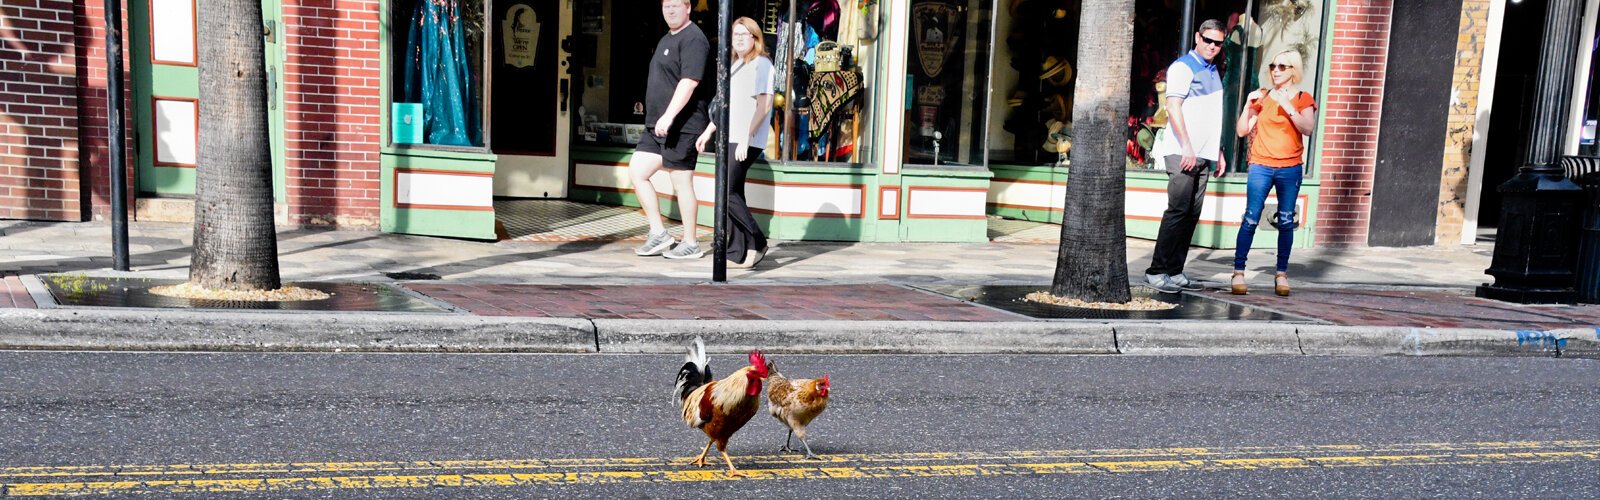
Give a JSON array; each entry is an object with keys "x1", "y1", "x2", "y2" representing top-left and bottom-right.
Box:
[
  {"x1": 0, "y1": 309, "x2": 597, "y2": 353},
  {"x1": 592, "y1": 319, "x2": 1119, "y2": 354},
  {"x1": 1113, "y1": 322, "x2": 1304, "y2": 356},
  {"x1": 1297, "y1": 326, "x2": 1600, "y2": 358}
]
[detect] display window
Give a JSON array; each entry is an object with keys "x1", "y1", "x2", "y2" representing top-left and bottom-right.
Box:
[
  {"x1": 903, "y1": 0, "x2": 994, "y2": 167},
  {"x1": 390, "y1": 0, "x2": 488, "y2": 149},
  {"x1": 986, "y1": 0, "x2": 1079, "y2": 167},
  {"x1": 388, "y1": 0, "x2": 563, "y2": 153},
  {"x1": 573, "y1": 0, "x2": 882, "y2": 166},
  {"x1": 1126, "y1": 0, "x2": 1327, "y2": 173}
]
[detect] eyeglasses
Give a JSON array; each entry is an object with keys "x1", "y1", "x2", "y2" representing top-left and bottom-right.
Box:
[
  {"x1": 1199, "y1": 35, "x2": 1224, "y2": 47},
  {"x1": 1269, "y1": 63, "x2": 1295, "y2": 71},
  {"x1": 732, "y1": 32, "x2": 754, "y2": 39}
]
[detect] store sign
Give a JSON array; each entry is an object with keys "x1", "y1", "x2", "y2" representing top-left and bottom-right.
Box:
[
  {"x1": 502, "y1": 4, "x2": 539, "y2": 69},
  {"x1": 911, "y1": 3, "x2": 959, "y2": 77}
]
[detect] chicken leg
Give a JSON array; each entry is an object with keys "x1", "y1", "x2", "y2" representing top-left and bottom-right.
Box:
[
  {"x1": 798, "y1": 431, "x2": 819, "y2": 460},
  {"x1": 721, "y1": 450, "x2": 744, "y2": 477},
  {"x1": 691, "y1": 439, "x2": 713, "y2": 467},
  {"x1": 779, "y1": 429, "x2": 796, "y2": 453}
]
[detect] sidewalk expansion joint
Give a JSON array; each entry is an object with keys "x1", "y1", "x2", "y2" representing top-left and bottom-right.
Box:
[{"x1": 586, "y1": 318, "x2": 600, "y2": 352}]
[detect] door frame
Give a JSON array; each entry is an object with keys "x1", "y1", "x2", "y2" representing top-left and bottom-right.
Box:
[{"x1": 130, "y1": 0, "x2": 288, "y2": 202}]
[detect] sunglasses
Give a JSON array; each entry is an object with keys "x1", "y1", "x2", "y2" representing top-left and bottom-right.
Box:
[
  {"x1": 1269, "y1": 63, "x2": 1296, "y2": 71},
  {"x1": 1199, "y1": 35, "x2": 1224, "y2": 47}
]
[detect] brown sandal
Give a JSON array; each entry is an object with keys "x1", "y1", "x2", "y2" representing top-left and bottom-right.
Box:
[
  {"x1": 1275, "y1": 272, "x2": 1291, "y2": 297},
  {"x1": 1230, "y1": 271, "x2": 1249, "y2": 295}
]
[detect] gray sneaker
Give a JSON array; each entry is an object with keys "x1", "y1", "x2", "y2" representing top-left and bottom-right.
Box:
[
  {"x1": 634, "y1": 229, "x2": 674, "y2": 256},
  {"x1": 1169, "y1": 273, "x2": 1205, "y2": 291},
  {"x1": 1144, "y1": 273, "x2": 1182, "y2": 294},
  {"x1": 663, "y1": 241, "x2": 705, "y2": 260}
]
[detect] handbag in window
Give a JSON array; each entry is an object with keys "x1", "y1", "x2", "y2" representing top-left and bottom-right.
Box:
[{"x1": 814, "y1": 41, "x2": 842, "y2": 73}]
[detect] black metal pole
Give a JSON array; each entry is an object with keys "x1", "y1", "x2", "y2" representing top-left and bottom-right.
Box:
[
  {"x1": 1179, "y1": 0, "x2": 1196, "y2": 54},
  {"x1": 106, "y1": 0, "x2": 129, "y2": 271},
  {"x1": 711, "y1": 1, "x2": 731, "y2": 282},
  {"x1": 1477, "y1": 0, "x2": 1587, "y2": 304}
]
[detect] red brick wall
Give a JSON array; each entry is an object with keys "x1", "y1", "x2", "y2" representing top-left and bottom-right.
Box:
[
  {"x1": 1316, "y1": 0, "x2": 1393, "y2": 247},
  {"x1": 282, "y1": 0, "x2": 382, "y2": 227},
  {"x1": 72, "y1": 0, "x2": 133, "y2": 222},
  {"x1": 0, "y1": 0, "x2": 84, "y2": 221}
]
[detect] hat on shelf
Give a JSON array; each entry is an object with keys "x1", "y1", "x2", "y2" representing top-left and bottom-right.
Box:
[
  {"x1": 1041, "y1": 92, "x2": 1070, "y2": 122},
  {"x1": 1040, "y1": 55, "x2": 1073, "y2": 87},
  {"x1": 1041, "y1": 119, "x2": 1072, "y2": 154}
]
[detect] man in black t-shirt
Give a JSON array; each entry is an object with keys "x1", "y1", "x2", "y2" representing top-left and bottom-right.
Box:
[{"x1": 631, "y1": 0, "x2": 714, "y2": 260}]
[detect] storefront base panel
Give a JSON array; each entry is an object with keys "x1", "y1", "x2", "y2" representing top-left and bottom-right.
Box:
[
  {"x1": 380, "y1": 149, "x2": 499, "y2": 240},
  {"x1": 1124, "y1": 171, "x2": 1319, "y2": 250},
  {"x1": 988, "y1": 163, "x2": 1068, "y2": 224}
]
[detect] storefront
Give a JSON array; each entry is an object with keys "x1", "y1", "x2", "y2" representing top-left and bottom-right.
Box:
[{"x1": 10, "y1": 0, "x2": 1508, "y2": 253}]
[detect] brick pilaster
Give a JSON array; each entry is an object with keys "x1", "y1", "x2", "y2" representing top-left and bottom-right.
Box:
[
  {"x1": 1316, "y1": 0, "x2": 1393, "y2": 247},
  {"x1": 281, "y1": 0, "x2": 381, "y2": 227}
]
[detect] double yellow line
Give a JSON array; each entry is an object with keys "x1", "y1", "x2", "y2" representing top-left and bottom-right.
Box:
[{"x1": 4, "y1": 440, "x2": 1598, "y2": 496}]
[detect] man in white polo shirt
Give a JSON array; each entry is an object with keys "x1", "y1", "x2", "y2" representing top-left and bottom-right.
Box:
[{"x1": 1144, "y1": 19, "x2": 1228, "y2": 294}]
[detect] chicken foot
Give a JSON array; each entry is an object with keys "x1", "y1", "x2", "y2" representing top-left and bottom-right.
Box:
[
  {"x1": 798, "y1": 434, "x2": 819, "y2": 460},
  {"x1": 691, "y1": 439, "x2": 713, "y2": 467}
]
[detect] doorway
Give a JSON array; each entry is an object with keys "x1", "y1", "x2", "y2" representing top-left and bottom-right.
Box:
[
  {"x1": 1477, "y1": 0, "x2": 1551, "y2": 232},
  {"x1": 491, "y1": 0, "x2": 573, "y2": 199}
]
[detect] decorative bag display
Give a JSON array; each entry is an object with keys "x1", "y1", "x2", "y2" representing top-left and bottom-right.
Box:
[{"x1": 814, "y1": 41, "x2": 842, "y2": 72}]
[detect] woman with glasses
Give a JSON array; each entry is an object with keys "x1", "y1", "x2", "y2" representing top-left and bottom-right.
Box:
[
  {"x1": 1231, "y1": 49, "x2": 1317, "y2": 296},
  {"x1": 696, "y1": 17, "x2": 774, "y2": 268}
]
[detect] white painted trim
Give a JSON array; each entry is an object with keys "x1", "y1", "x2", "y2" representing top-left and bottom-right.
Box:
[
  {"x1": 1567, "y1": 0, "x2": 1600, "y2": 154},
  {"x1": 153, "y1": 99, "x2": 196, "y2": 165},
  {"x1": 150, "y1": 0, "x2": 196, "y2": 65},
  {"x1": 987, "y1": 180, "x2": 1064, "y2": 211},
  {"x1": 908, "y1": 188, "x2": 986, "y2": 217},
  {"x1": 396, "y1": 172, "x2": 494, "y2": 207},
  {"x1": 879, "y1": 0, "x2": 908, "y2": 175},
  {"x1": 1462, "y1": 0, "x2": 1509, "y2": 246},
  {"x1": 880, "y1": 189, "x2": 899, "y2": 217}
]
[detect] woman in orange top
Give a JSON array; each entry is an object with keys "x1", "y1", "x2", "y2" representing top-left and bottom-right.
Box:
[{"x1": 1231, "y1": 49, "x2": 1317, "y2": 296}]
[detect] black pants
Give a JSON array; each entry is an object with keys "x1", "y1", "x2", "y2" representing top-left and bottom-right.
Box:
[
  {"x1": 1145, "y1": 155, "x2": 1214, "y2": 276},
  {"x1": 724, "y1": 147, "x2": 768, "y2": 263}
]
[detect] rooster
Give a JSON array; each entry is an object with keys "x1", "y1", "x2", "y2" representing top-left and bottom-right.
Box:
[
  {"x1": 674, "y1": 337, "x2": 770, "y2": 477},
  {"x1": 764, "y1": 360, "x2": 830, "y2": 459}
]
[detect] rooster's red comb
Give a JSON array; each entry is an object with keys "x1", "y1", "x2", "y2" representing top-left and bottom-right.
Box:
[{"x1": 748, "y1": 350, "x2": 765, "y2": 367}]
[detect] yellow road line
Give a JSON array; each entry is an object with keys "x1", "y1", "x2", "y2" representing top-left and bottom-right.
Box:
[
  {"x1": 3, "y1": 441, "x2": 1598, "y2": 496},
  {"x1": 4, "y1": 440, "x2": 1595, "y2": 479}
]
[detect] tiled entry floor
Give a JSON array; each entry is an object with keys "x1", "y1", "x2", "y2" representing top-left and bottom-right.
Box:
[{"x1": 494, "y1": 199, "x2": 1061, "y2": 244}]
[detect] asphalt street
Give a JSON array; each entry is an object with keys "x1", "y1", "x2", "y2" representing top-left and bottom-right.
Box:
[{"x1": 1, "y1": 352, "x2": 1597, "y2": 498}]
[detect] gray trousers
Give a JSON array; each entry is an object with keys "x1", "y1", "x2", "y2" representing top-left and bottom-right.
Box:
[{"x1": 1145, "y1": 154, "x2": 1214, "y2": 276}]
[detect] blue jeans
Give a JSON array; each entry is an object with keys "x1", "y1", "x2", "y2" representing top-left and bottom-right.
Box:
[{"x1": 1234, "y1": 164, "x2": 1303, "y2": 272}]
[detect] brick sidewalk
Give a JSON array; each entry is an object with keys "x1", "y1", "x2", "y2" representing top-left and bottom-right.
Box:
[
  {"x1": 1, "y1": 274, "x2": 34, "y2": 309},
  {"x1": 1203, "y1": 288, "x2": 1600, "y2": 330},
  {"x1": 405, "y1": 283, "x2": 1027, "y2": 322}
]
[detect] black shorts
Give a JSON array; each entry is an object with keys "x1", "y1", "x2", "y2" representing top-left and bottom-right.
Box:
[{"x1": 635, "y1": 131, "x2": 700, "y2": 170}]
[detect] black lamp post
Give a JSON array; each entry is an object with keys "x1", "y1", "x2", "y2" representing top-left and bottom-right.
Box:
[{"x1": 1477, "y1": 0, "x2": 1587, "y2": 303}]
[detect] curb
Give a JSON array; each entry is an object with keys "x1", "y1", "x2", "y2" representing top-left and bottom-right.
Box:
[
  {"x1": 593, "y1": 320, "x2": 1118, "y2": 354},
  {"x1": 0, "y1": 308, "x2": 597, "y2": 353},
  {"x1": 0, "y1": 308, "x2": 1595, "y2": 358},
  {"x1": 1296, "y1": 325, "x2": 1600, "y2": 358}
]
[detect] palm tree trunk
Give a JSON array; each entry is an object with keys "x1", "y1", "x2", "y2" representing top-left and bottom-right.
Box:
[
  {"x1": 1050, "y1": 0, "x2": 1134, "y2": 302},
  {"x1": 191, "y1": 0, "x2": 280, "y2": 291}
]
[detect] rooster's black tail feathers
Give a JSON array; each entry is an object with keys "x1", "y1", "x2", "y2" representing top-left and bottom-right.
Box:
[{"x1": 673, "y1": 336, "x2": 711, "y2": 405}]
